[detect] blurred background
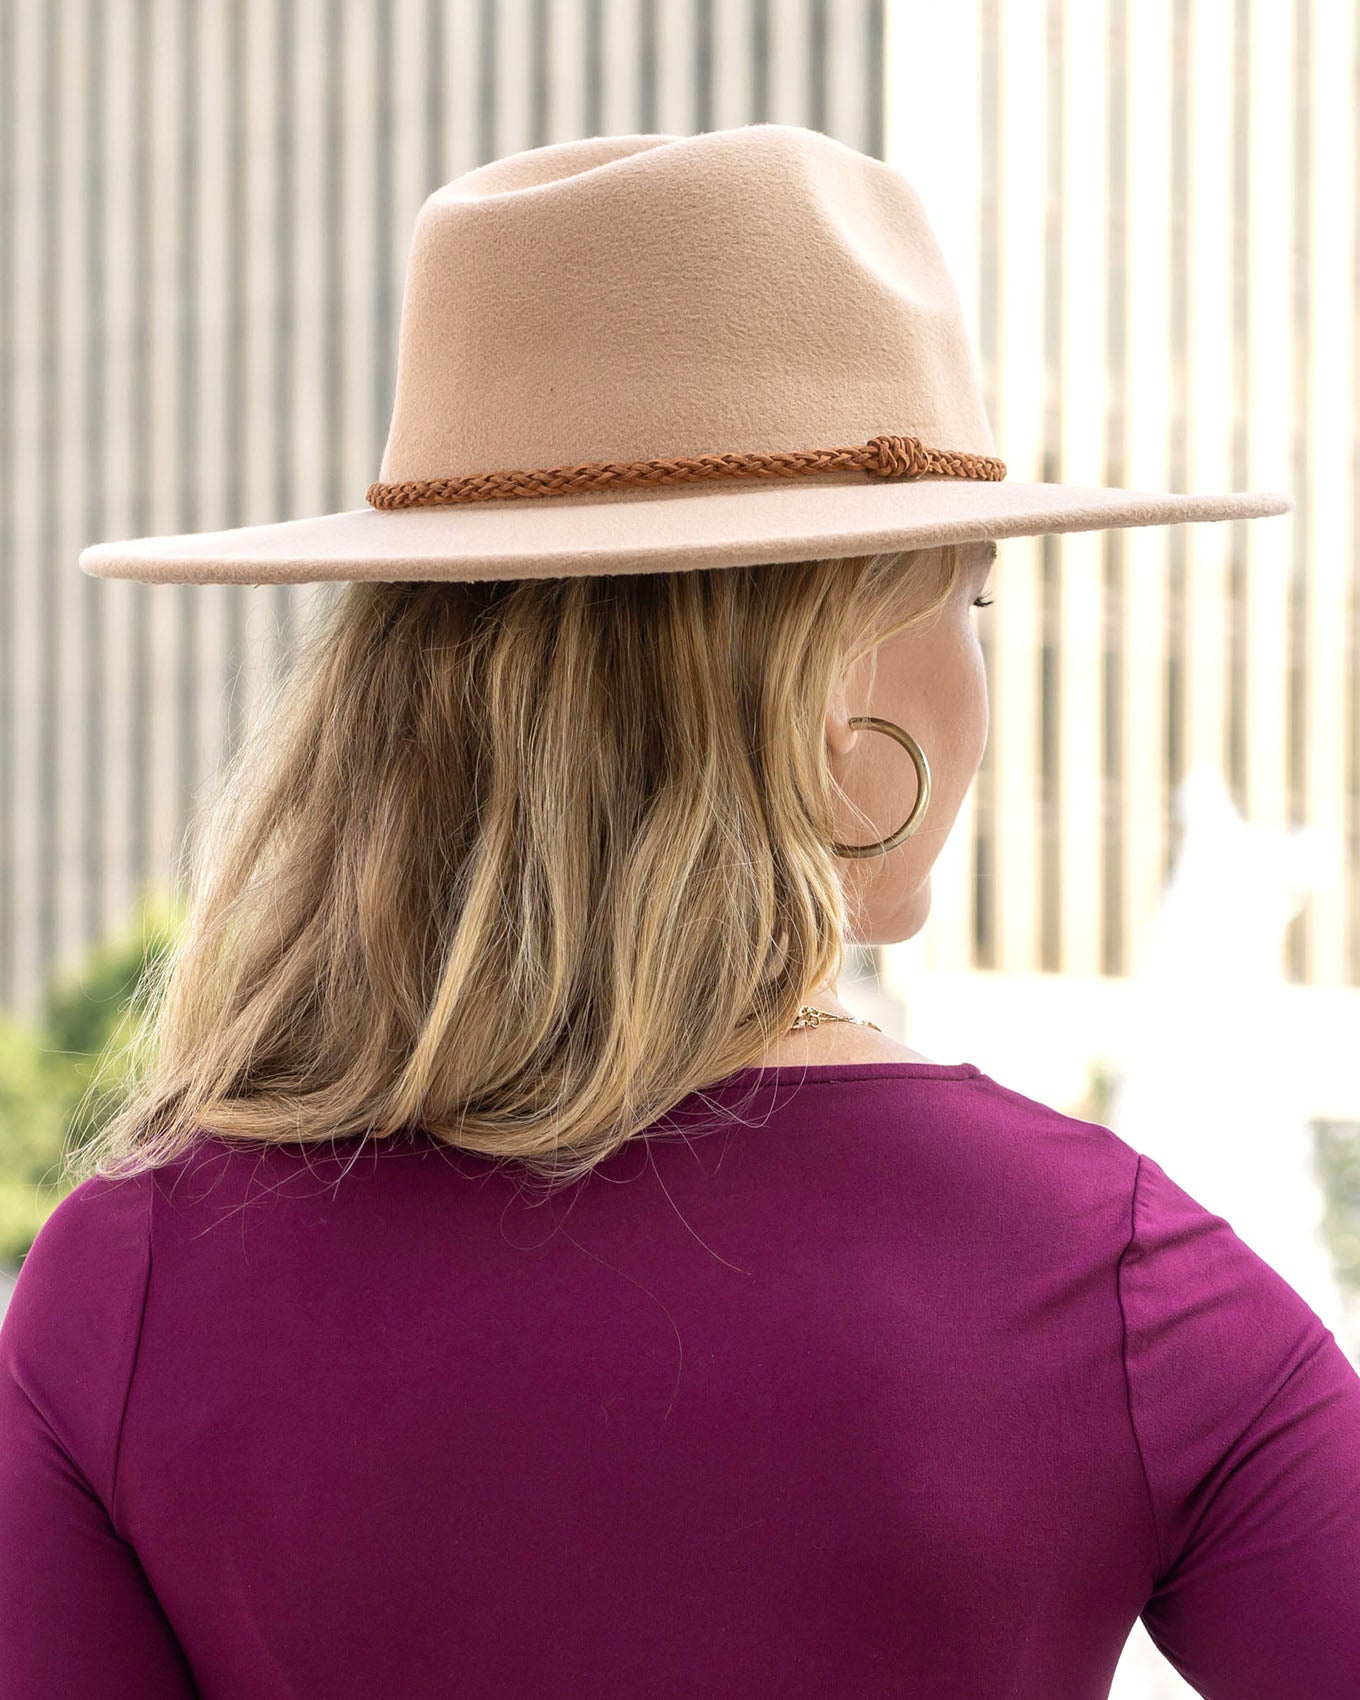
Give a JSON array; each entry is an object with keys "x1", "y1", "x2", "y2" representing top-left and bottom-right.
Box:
[{"x1": 0, "y1": 3, "x2": 1357, "y2": 1684}]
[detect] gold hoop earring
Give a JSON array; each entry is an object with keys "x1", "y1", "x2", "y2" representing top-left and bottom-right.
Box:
[{"x1": 828, "y1": 716, "x2": 930, "y2": 859}]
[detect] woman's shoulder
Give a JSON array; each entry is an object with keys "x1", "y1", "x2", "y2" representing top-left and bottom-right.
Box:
[{"x1": 0, "y1": 1168, "x2": 154, "y2": 1510}]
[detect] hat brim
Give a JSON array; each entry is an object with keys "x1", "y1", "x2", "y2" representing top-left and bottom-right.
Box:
[{"x1": 77, "y1": 472, "x2": 1291, "y2": 585}]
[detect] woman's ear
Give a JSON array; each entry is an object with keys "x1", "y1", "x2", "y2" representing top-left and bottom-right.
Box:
[{"x1": 824, "y1": 677, "x2": 859, "y2": 762}]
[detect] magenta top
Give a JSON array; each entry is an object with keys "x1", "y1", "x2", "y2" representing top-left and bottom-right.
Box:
[{"x1": 2, "y1": 1061, "x2": 1358, "y2": 1698}]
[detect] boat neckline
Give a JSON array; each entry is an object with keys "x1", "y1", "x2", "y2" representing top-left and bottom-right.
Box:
[{"x1": 696, "y1": 1060, "x2": 983, "y2": 1088}]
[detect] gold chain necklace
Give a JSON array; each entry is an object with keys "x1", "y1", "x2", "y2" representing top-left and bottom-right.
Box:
[{"x1": 789, "y1": 1004, "x2": 882, "y2": 1033}]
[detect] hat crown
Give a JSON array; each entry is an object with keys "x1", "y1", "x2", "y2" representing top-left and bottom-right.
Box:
[{"x1": 377, "y1": 123, "x2": 997, "y2": 486}]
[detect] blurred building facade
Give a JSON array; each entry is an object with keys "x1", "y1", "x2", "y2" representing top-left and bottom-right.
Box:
[
  {"x1": 0, "y1": 0, "x2": 1356, "y2": 1126},
  {"x1": 875, "y1": 0, "x2": 1359, "y2": 1138}
]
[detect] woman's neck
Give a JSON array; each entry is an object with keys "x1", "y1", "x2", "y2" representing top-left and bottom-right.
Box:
[{"x1": 747, "y1": 988, "x2": 935, "y2": 1068}]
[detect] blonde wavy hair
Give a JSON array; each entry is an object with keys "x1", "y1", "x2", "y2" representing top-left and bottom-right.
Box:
[{"x1": 65, "y1": 542, "x2": 965, "y2": 1192}]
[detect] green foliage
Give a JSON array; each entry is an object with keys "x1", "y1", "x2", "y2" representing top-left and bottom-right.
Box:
[
  {"x1": 1315, "y1": 1119, "x2": 1360, "y2": 1299},
  {"x1": 0, "y1": 887, "x2": 183, "y2": 1270}
]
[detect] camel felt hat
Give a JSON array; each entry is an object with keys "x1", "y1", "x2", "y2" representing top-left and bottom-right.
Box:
[{"x1": 78, "y1": 122, "x2": 1290, "y2": 587}]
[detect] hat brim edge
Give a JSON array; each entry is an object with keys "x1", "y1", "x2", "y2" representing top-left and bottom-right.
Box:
[{"x1": 77, "y1": 478, "x2": 1293, "y2": 586}]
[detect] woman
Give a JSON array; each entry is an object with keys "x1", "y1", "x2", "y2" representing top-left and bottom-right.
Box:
[{"x1": 2, "y1": 123, "x2": 1356, "y2": 1698}]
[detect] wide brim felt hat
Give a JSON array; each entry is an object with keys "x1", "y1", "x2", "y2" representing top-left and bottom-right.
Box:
[{"x1": 78, "y1": 124, "x2": 1290, "y2": 587}]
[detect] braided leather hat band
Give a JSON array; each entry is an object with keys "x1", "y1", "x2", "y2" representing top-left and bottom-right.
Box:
[{"x1": 365, "y1": 433, "x2": 1007, "y2": 511}]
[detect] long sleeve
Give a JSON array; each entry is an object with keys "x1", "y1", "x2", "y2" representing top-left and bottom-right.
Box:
[
  {"x1": 1122, "y1": 1150, "x2": 1360, "y2": 1698},
  {"x1": 0, "y1": 1173, "x2": 197, "y2": 1699}
]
